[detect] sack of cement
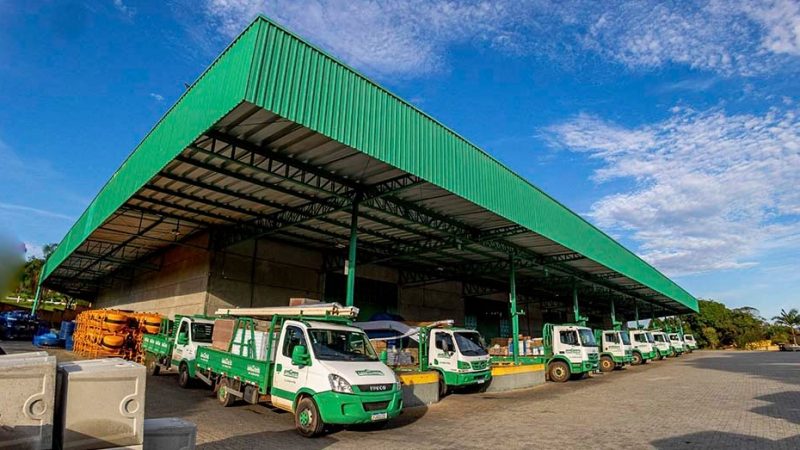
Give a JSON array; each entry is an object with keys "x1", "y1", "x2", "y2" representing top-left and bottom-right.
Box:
[
  {"x1": 0, "y1": 351, "x2": 56, "y2": 450},
  {"x1": 55, "y1": 358, "x2": 145, "y2": 449}
]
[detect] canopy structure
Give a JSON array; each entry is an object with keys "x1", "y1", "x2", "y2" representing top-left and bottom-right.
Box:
[{"x1": 39, "y1": 16, "x2": 698, "y2": 321}]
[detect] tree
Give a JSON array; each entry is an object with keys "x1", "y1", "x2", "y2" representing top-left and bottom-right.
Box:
[{"x1": 772, "y1": 309, "x2": 800, "y2": 345}]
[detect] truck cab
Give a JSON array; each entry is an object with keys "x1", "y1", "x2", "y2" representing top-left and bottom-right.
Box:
[
  {"x1": 142, "y1": 315, "x2": 215, "y2": 387},
  {"x1": 629, "y1": 330, "x2": 657, "y2": 365},
  {"x1": 651, "y1": 331, "x2": 673, "y2": 359},
  {"x1": 668, "y1": 333, "x2": 686, "y2": 355},
  {"x1": 595, "y1": 329, "x2": 633, "y2": 372},
  {"x1": 546, "y1": 324, "x2": 599, "y2": 382},
  {"x1": 683, "y1": 334, "x2": 698, "y2": 351},
  {"x1": 354, "y1": 320, "x2": 492, "y2": 396}
]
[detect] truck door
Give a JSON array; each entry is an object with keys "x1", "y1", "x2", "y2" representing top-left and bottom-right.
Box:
[
  {"x1": 271, "y1": 324, "x2": 310, "y2": 411},
  {"x1": 604, "y1": 332, "x2": 619, "y2": 356},
  {"x1": 556, "y1": 329, "x2": 582, "y2": 364},
  {"x1": 430, "y1": 330, "x2": 456, "y2": 372},
  {"x1": 171, "y1": 318, "x2": 191, "y2": 364}
]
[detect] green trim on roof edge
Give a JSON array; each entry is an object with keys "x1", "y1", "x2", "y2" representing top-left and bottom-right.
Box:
[{"x1": 42, "y1": 16, "x2": 697, "y2": 313}]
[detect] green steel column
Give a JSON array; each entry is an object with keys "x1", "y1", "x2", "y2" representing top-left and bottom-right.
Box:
[
  {"x1": 345, "y1": 195, "x2": 361, "y2": 307},
  {"x1": 611, "y1": 297, "x2": 616, "y2": 325},
  {"x1": 31, "y1": 283, "x2": 42, "y2": 316},
  {"x1": 510, "y1": 258, "x2": 519, "y2": 364},
  {"x1": 634, "y1": 299, "x2": 640, "y2": 329},
  {"x1": 572, "y1": 283, "x2": 580, "y2": 323}
]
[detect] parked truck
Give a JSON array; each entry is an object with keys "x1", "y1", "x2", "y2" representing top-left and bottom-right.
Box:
[
  {"x1": 668, "y1": 333, "x2": 686, "y2": 355},
  {"x1": 629, "y1": 330, "x2": 657, "y2": 365},
  {"x1": 141, "y1": 314, "x2": 215, "y2": 387},
  {"x1": 492, "y1": 323, "x2": 599, "y2": 383},
  {"x1": 193, "y1": 304, "x2": 403, "y2": 438},
  {"x1": 354, "y1": 320, "x2": 491, "y2": 396},
  {"x1": 651, "y1": 331, "x2": 674, "y2": 359},
  {"x1": 683, "y1": 334, "x2": 698, "y2": 351},
  {"x1": 594, "y1": 329, "x2": 633, "y2": 372}
]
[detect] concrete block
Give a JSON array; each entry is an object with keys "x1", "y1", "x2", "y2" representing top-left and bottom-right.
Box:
[
  {"x1": 55, "y1": 359, "x2": 146, "y2": 450},
  {"x1": 0, "y1": 352, "x2": 56, "y2": 450},
  {"x1": 143, "y1": 418, "x2": 196, "y2": 450},
  {"x1": 398, "y1": 372, "x2": 439, "y2": 407},
  {"x1": 485, "y1": 365, "x2": 546, "y2": 393}
]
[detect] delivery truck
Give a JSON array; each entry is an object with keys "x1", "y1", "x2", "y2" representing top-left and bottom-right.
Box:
[
  {"x1": 491, "y1": 323, "x2": 599, "y2": 383},
  {"x1": 141, "y1": 314, "x2": 215, "y2": 387},
  {"x1": 594, "y1": 329, "x2": 633, "y2": 372},
  {"x1": 354, "y1": 320, "x2": 491, "y2": 396},
  {"x1": 193, "y1": 304, "x2": 403, "y2": 437},
  {"x1": 668, "y1": 333, "x2": 686, "y2": 355},
  {"x1": 683, "y1": 334, "x2": 698, "y2": 351},
  {"x1": 629, "y1": 330, "x2": 657, "y2": 365},
  {"x1": 651, "y1": 331, "x2": 674, "y2": 359}
]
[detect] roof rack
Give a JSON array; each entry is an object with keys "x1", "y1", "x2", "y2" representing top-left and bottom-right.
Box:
[{"x1": 215, "y1": 302, "x2": 359, "y2": 319}]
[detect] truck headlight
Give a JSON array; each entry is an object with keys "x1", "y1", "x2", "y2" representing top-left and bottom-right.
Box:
[
  {"x1": 328, "y1": 374, "x2": 353, "y2": 393},
  {"x1": 393, "y1": 372, "x2": 402, "y2": 390}
]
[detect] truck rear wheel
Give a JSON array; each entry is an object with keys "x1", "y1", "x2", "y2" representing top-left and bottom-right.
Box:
[
  {"x1": 548, "y1": 361, "x2": 570, "y2": 382},
  {"x1": 217, "y1": 378, "x2": 236, "y2": 407},
  {"x1": 437, "y1": 372, "x2": 449, "y2": 398},
  {"x1": 599, "y1": 356, "x2": 614, "y2": 373},
  {"x1": 178, "y1": 362, "x2": 191, "y2": 388},
  {"x1": 632, "y1": 352, "x2": 643, "y2": 366},
  {"x1": 295, "y1": 397, "x2": 325, "y2": 438},
  {"x1": 145, "y1": 354, "x2": 160, "y2": 376}
]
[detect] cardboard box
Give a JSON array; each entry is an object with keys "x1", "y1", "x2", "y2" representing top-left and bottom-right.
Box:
[
  {"x1": 211, "y1": 319, "x2": 235, "y2": 351},
  {"x1": 289, "y1": 298, "x2": 321, "y2": 306}
]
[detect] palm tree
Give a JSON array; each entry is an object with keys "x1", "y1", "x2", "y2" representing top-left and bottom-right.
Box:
[{"x1": 773, "y1": 309, "x2": 800, "y2": 345}]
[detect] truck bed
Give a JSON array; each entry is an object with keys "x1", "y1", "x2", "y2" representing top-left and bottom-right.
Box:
[
  {"x1": 196, "y1": 345, "x2": 272, "y2": 390},
  {"x1": 142, "y1": 333, "x2": 173, "y2": 357}
]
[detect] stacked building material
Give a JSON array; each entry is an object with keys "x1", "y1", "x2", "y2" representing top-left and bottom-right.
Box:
[
  {"x1": 0, "y1": 351, "x2": 56, "y2": 449},
  {"x1": 71, "y1": 310, "x2": 162, "y2": 363}
]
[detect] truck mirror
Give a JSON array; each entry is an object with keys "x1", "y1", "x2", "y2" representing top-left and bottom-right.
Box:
[
  {"x1": 291, "y1": 345, "x2": 310, "y2": 366},
  {"x1": 177, "y1": 332, "x2": 188, "y2": 345},
  {"x1": 379, "y1": 350, "x2": 388, "y2": 363}
]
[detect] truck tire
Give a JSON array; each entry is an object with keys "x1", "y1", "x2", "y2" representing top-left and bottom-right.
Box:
[
  {"x1": 437, "y1": 371, "x2": 449, "y2": 398},
  {"x1": 295, "y1": 397, "x2": 325, "y2": 438},
  {"x1": 599, "y1": 355, "x2": 614, "y2": 373},
  {"x1": 145, "y1": 354, "x2": 160, "y2": 376},
  {"x1": 217, "y1": 378, "x2": 236, "y2": 407},
  {"x1": 548, "y1": 361, "x2": 570, "y2": 382},
  {"x1": 657, "y1": 352, "x2": 665, "y2": 361},
  {"x1": 178, "y1": 362, "x2": 191, "y2": 389},
  {"x1": 631, "y1": 352, "x2": 643, "y2": 366}
]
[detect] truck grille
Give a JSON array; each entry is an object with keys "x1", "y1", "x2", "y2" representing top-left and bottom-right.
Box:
[
  {"x1": 471, "y1": 360, "x2": 489, "y2": 370},
  {"x1": 357, "y1": 384, "x2": 394, "y2": 393},
  {"x1": 363, "y1": 401, "x2": 390, "y2": 412}
]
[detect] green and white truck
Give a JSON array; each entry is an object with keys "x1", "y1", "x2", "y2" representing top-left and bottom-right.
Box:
[
  {"x1": 628, "y1": 330, "x2": 657, "y2": 365},
  {"x1": 668, "y1": 332, "x2": 686, "y2": 355},
  {"x1": 492, "y1": 323, "x2": 599, "y2": 383},
  {"x1": 683, "y1": 334, "x2": 698, "y2": 351},
  {"x1": 353, "y1": 320, "x2": 492, "y2": 396},
  {"x1": 594, "y1": 329, "x2": 633, "y2": 372},
  {"x1": 651, "y1": 331, "x2": 674, "y2": 359},
  {"x1": 193, "y1": 304, "x2": 403, "y2": 438},
  {"x1": 141, "y1": 314, "x2": 215, "y2": 387}
]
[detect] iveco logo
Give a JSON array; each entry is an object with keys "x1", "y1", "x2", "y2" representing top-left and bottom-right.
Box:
[{"x1": 369, "y1": 385, "x2": 388, "y2": 392}]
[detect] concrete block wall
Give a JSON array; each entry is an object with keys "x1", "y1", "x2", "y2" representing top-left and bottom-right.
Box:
[
  {"x1": 205, "y1": 238, "x2": 324, "y2": 313},
  {"x1": 398, "y1": 281, "x2": 464, "y2": 322},
  {"x1": 94, "y1": 234, "x2": 210, "y2": 317}
]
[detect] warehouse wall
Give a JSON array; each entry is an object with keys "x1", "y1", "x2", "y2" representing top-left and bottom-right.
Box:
[
  {"x1": 397, "y1": 280, "x2": 465, "y2": 323},
  {"x1": 94, "y1": 234, "x2": 211, "y2": 317}
]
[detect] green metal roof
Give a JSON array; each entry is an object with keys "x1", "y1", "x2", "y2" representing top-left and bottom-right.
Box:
[{"x1": 41, "y1": 16, "x2": 698, "y2": 313}]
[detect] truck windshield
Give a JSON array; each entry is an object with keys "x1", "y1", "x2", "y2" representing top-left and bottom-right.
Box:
[
  {"x1": 685, "y1": 335, "x2": 694, "y2": 341},
  {"x1": 645, "y1": 332, "x2": 654, "y2": 343},
  {"x1": 619, "y1": 332, "x2": 630, "y2": 345},
  {"x1": 454, "y1": 332, "x2": 487, "y2": 356},
  {"x1": 578, "y1": 329, "x2": 597, "y2": 347},
  {"x1": 308, "y1": 329, "x2": 378, "y2": 362},
  {"x1": 654, "y1": 334, "x2": 665, "y2": 342},
  {"x1": 191, "y1": 323, "x2": 213, "y2": 343}
]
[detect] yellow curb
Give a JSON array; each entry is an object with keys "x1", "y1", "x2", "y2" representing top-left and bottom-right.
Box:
[
  {"x1": 398, "y1": 371, "x2": 439, "y2": 385},
  {"x1": 491, "y1": 364, "x2": 545, "y2": 376}
]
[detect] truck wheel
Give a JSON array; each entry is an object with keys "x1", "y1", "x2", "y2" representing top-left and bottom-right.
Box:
[
  {"x1": 631, "y1": 352, "x2": 643, "y2": 366},
  {"x1": 295, "y1": 397, "x2": 324, "y2": 438},
  {"x1": 657, "y1": 352, "x2": 665, "y2": 361},
  {"x1": 548, "y1": 361, "x2": 570, "y2": 382},
  {"x1": 217, "y1": 378, "x2": 236, "y2": 407},
  {"x1": 178, "y1": 362, "x2": 191, "y2": 388},
  {"x1": 145, "y1": 355, "x2": 160, "y2": 376},
  {"x1": 599, "y1": 356, "x2": 614, "y2": 373},
  {"x1": 437, "y1": 372, "x2": 449, "y2": 398}
]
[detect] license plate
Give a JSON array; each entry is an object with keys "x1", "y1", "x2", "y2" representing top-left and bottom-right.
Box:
[
  {"x1": 476, "y1": 379, "x2": 485, "y2": 384},
  {"x1": 371, "y1": 412, "x2": 388, "y2": 421}
]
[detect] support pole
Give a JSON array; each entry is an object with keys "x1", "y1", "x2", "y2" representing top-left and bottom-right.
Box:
[
  {"x1": 345, "y1": 194, "x2": 361, "y2": 307},
  {"x1": 31, "y1": 283, "x2": 42, "y2": 317},
  {"x1": 572, "y1": 282, "x2": 580, "y2": 324},
  {"x1": 634, "y1": 299, "x2": 640, "y2": 329},
  {"x1": 510, "y1": 258, "x2": 519, "y2": 364},
  {"x1": 611, "y1": 297, "x2": 617, "y2": 328}
]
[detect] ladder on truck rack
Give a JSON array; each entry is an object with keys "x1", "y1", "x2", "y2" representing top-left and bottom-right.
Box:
[{"x1": 215, "y1": 302, "x2": 359, "y2": 319}]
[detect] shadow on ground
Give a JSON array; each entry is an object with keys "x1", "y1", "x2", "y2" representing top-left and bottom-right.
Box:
[
  {"x1": 686, "y1": 351, "x2": 800, "y2": 386},
  {"x1": 652, "y1": 431, "x2": 800, "y2": 449},
  {"x1": 752, "y1": 391, "x2": 800, "y2": 425}
]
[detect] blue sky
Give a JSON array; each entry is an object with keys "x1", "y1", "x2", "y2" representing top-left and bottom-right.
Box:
[{"x1": 1, "y1": 1, "x2": 799, "y2": 319}]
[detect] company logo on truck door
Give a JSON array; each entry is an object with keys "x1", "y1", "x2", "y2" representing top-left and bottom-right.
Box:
[
  {"x1": 355, "y1": 369, "x2": 384, "y2": 376},
  {"x1": 283, "y1": 369, "x2": 299, "y2": 379},
  {"x1": 565, "y1": 348, "x2": 581, "y2": 355}
]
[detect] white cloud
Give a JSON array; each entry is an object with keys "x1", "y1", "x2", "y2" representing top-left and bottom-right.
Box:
[
  {"x1": 23, "y1": 242, "x2": 44, "y2": 259},
  {"x1": 0, "y1": 203, "x2": 74, "y2": 221},
  {"x1": 191, "y1": 0, "x2": 800, "y2": 77},
  {"x1": 113, "y1": 0, "x2": 135, "y2": 18},
  {"x1": 547, "y1": 107, "x2": 800, "y2": 276},
  {"x1": 149, "y1": 92, "x2": 164, "y2": 102}
]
